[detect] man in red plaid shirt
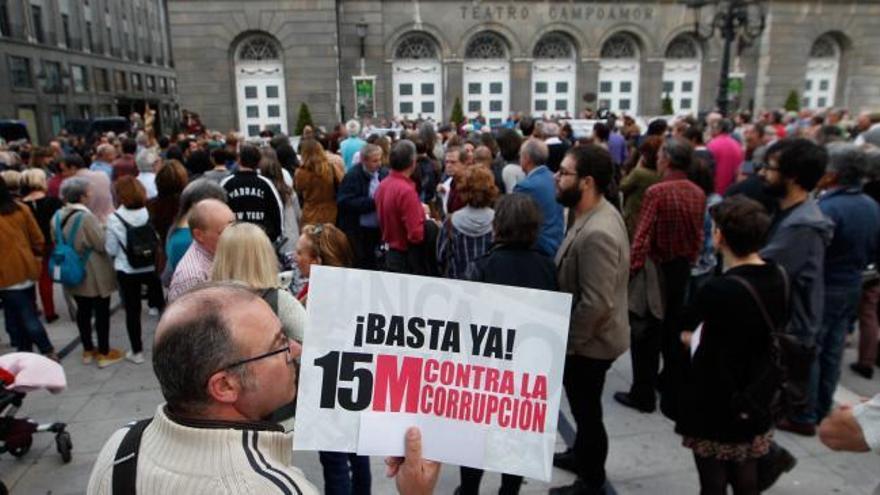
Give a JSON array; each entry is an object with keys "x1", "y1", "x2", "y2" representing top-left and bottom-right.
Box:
[{"x1": 615, "y1": 137, "x2": 706, "y2": 418}]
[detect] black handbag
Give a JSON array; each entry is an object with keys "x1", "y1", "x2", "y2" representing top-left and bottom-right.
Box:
[{"x1": 729, "y1": 265, "x2": 816, "y2": 420}]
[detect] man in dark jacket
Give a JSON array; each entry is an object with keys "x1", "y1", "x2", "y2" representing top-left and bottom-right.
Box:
[
  {"x1": 809, "y1": 144, "x2": 880, "y2": 425},
  {"x1": 220, "y1": 145, "x2": 284, "y2": 243},
  {"x1": 756, "y1": 138, "x2": 833, "y2": 490},
  {"x1": 337, "y1": 143, "x2": 387, "y2": 269}
]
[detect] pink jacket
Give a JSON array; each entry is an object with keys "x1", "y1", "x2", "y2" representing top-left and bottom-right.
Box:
[{"x1": 707, "y1": 134, "x2": 744, "y2": 196}]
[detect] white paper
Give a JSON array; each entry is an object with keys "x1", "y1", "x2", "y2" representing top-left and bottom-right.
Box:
[
  {"x1": 690, "y1": 323, "x2": 703, "y2": 357},
  {"x1": 293, "y1": 266, "x2": 572, "y2": 481}
]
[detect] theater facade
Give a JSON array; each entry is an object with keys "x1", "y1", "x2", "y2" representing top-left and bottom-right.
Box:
[{"x1": 168, "y1": 0, "x2": 880, "y2": 136}]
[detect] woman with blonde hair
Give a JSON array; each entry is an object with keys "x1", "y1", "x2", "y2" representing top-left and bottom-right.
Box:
[
  {"x1": 211, "y1": 222, "x2": 306, "y2": 343},
  {"x1": 294, "y1": 139, "x2": 344, "y2": 225},
  {"x1": 20, "y1": 168, "x2": 63, "y2": 322}
]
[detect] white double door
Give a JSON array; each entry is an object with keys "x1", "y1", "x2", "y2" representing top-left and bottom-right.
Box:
[
  {"x1": 598, "y1": 60, "x2": 640, "y2": 115},
  {"x1": 236, "y1": 61, "x2": 288, "y2": 138},
  {"x1": 393, "y1": 60, "x2": 443, "y2": 122},
  {"x1": 803, "y1": 60, "x2": 837, "y2": 109},
  {"x1": 662, "y1": 60, "x2": 701, "y2": 114},
  {"x1": 532, "y1": 61, "x2": 575, "y2": 118},
  {"x1": 463, "y1": 61, "x2": 509, "y2": 126}
]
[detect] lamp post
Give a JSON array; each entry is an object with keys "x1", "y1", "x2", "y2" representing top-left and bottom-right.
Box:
[
  {"x1": 355, "y1": 20, "x2": 368, "y2": 75},
  {"x1": 681, "y1": 0, "x2": 766, "y2": 116}
]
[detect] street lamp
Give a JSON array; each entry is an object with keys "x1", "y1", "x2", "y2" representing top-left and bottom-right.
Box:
[
  {"x1": 355, "y1": 20, "x2": 368, "y2": 63},
  {"x1": 681, "y1": 0, "x2": 766, "y2": 116}
]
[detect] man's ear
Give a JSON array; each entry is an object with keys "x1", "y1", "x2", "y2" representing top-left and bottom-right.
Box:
[
  {"x1": 191, "y1": 228, "x2": 206, "y2": 245},
  {"x1": 206, "y1": 371, "x2": 241, "y2": 405}
]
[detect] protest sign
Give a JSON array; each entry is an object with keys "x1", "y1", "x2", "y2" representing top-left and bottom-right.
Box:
[{"x1": 293, "y1": 266, "x2": 572, "y2": 481}]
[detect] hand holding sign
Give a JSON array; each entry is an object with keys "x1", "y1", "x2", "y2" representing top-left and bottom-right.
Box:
[
  {"x1": 384, "y1": 428, "x2": 441, "y2": 495},
  {"x1": 294, "y1": 267, "x2": 571, "y2": 481}
]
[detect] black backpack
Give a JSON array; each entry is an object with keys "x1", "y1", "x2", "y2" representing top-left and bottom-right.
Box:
[{"x1": 114, "y1": 213, "x2": 159, "y2": 269}]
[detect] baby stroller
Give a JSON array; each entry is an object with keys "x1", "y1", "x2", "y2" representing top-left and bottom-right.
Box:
[{"x1": 0, "y1": 353, "x2": 73, "y2": 493}]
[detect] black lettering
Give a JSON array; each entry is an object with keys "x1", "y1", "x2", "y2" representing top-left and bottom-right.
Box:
[
  {"x1": 521, "y1": 7, "x2": 528, "y2": 19},
  {"x1": 483, "y1": 326, "x2": 503, "y2": 358},
  {"x1": 337, "y1": 352, "x2": 374, "y2": 411},
  {"x1": 386, "y1": 315, "x2": 405, "y2": 347},
  {"x1": 571, "y1": 7, "x2": 582, "y2": 19},
  {"x1": 354, "y1": 315, "x2": 364, "y2": 347},
  {"x1": 549, "y1": 6, "x2": 558, "y2": 20},
  {"x1": 460, "y1": 6, "x2": 467, "y2": 19},
  {"x1": 585, "y1": 7, "x2": 594, "y2": 20},
  {"x1": 619, "y1": 7, "x2": 630, "y2": 20},
  {"x1": 406, "y1": 317, "x2": 425, "y2": 348},
  {"x1": 366, "y1": 313, "x2": 385, "y2": 344},
  {"x1": 645, "y1": 7, "x2": 653, "y2": 20},
  {"x1": 508, "y1": 5, "x2": 516, "y2": 20},
  {"x1": 470, "y1": 324, "x2": 488, "y2": 355},
  {"x1": 427, "y1": 319, "x2": 445, "y2": 349},
  {"x1": 597, "y1": 7, "x2": 605, "y2": 20},
  {"x1": 442, "y1": 321, "x2": 460, "y2": 353}
]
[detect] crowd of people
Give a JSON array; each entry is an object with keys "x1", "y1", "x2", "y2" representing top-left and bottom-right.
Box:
[{"x1": 1, "y1": 104, "x2": 880, "y2": 494}]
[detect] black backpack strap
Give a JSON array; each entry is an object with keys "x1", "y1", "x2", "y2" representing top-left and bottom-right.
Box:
[
  {"x1": 112, "y1": 418, "x2": 153, "y2": 495},
  {"x1": 261, "y1": 287, "x2": 279, "y2": 314}
]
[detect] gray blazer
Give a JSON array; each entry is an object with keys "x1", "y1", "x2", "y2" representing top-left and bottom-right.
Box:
[{"x1": 555, "y1": 197, "x2": 631, "y2": 360}]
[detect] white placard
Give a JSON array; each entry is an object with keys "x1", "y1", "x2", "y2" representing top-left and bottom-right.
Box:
[{"x1": 293, "y1": 266, "x2": 572, "y2": 481}]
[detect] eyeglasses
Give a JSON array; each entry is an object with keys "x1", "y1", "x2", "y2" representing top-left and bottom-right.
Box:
[
  {"x1": 214, "y1": 334, "x2": 294, "y2": 376},
  {"x1": 555, "y1": 169, "x2": 578, "y2": 177}
]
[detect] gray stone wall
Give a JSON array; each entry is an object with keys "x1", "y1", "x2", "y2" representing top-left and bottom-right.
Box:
[
  {"x1": 166, "y1": 0, "x2": 880, "y2": 131},
  {"x1": 167, "y1": 0, "x2": 341, "y2": 133}
]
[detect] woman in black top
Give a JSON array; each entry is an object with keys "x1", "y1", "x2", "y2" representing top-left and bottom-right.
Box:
[
  {"x1": 676, "y1": 196, "x2": 788, "y2": 495},
  {"x1": 20, "y1": 169, "x2": 63, "y2": 322},
  {"x1": 458, "y1": 193, "x2": 557, "y2": 495}
]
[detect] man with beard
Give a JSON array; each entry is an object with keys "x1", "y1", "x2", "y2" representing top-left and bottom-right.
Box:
[
  {"x1": 614, "y1": 138, "x2": 705, "y2": 417},
  {"x1": 755, "y1": 138, "x2": 834, "y2": 490},
  {"x1": 551, "y1": 145, "x2": 630, "y2": 495}
]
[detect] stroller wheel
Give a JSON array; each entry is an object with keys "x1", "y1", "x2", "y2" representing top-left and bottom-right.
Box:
[
  {"x1": 8, "y1": 436, "x2": 32, "y2": 458},
  {"x1": 55, "y1": 431, "x2": 72, "y2": 463}
]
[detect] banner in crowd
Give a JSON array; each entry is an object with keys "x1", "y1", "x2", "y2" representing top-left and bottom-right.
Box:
[
  {"x1": 353, "y1": 76, "x2": 375, "y2": 118},
  {"x1": 294, "y1": 266, "x2": 572, "y2": 481}
]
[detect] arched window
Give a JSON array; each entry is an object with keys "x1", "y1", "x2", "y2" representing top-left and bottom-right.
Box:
[
  {"x1": 804, "y1": 35, "x2": 840, "y2": 109},
  {"x1": 393, "y1": 33, "x2": 442, "y2": 121},
  {"x1": 662, "y1": 35, "x2": 702, "y2": 114},
  {"x1": 532, "y1": 32, "x2": 576, "y2": 117},
  {"x1": 234, "y1": 34, "x2": 287, "y2": 137},
  {"x1": 463, "y1": 32, "x2": 510, "y2": 126},
  {"x1": 598, "y1": 33, "x2": 640, "y2": 114}
]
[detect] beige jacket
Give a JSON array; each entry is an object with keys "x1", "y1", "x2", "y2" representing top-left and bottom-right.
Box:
[
  {"x1": 556, "y1": 197, "x2": 631, "y2": 360},
  {"x1": 51, "y1": 204, "x2": 116, "y2": 298}
]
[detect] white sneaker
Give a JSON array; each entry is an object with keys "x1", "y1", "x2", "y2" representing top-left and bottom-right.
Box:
[{"x1": 125, "y1": 351, "x2": 145, "y2": 364}]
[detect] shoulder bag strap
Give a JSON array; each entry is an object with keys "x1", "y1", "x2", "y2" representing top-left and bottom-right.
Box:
[
  {"x1": 113, "y1": 212, "x2": 132, "y2": 255},
  {"x1": 111, "y1": 417, "x2": 153, "y2": 495},
  {"x1": 728, "y1": 274, "x2": 777, "y2": 332}
]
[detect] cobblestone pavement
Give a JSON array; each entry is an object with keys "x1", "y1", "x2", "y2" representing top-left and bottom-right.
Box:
[{"x1": 1, "y1": 289, "x2": 879, "y2": 494}]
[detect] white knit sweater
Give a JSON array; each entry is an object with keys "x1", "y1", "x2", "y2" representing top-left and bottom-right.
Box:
[{"x1": 87, "y1": 405, "x2": 318, "y2": 495}]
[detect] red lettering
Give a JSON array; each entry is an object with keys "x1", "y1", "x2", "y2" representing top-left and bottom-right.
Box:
[
  {"x1": 499, "y1": 371, "x2": 514, "y2": 395},
  {"x1": 433, "y1": 386, "x2": 447, "y2": 415},
  {"x1": 420, "y1": 384, "x2": 433, "y2": 413},
  {"x1": 454, "y1": 363, "x2": 470, "y2": 388},
  {"x1": 485, "y1": 367, "x2": 500, "y2": 393},
  {"x1": 531, "y1": 401, "x2": 547, "y2": 433},
  {"x1": 498, "y1": 397, "x2": 512, "y2": 427},
  {"x1": 372, "y1": 355, "x2": 422, "y2": 413},
  {"x1": 458, "y1": 388, "x2": 472, "y2": 421},
  {"x1": 533, "y1": 375, "x2": 547, "y2": 400},
  {"x1": 518, "y1": 400, "x2": 532, "y2": 431},
  {"x1": 424, "y1": 359, "x2": 439, "y2": 383},
  {"x1": 440, "y1": 361, "x2": 454, "y2": 385},
  {"x1": 485, "y1": 395, "x2": 499, "y2": 424},
  {"x1": 445, "y1": 388, "x2": 460, "y2": 419}
]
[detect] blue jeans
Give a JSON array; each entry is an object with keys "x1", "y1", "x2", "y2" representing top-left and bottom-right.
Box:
[
  {"x1": 318, "y1": 451, "x2": 371, "y2": 495},
  {"x1": 802, "y1": 284, "x2": 862, "y2": 424},
  {"x1": 0, "y1": 287, "x2": 54, "y2": 354}
]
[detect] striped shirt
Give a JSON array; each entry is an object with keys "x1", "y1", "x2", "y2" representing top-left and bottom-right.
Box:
[
  {"x1": 168, "y1": 241, "x2": 213, "y2": 301},
  {"x1": 438, "y1": 219, "x2": 493, "y2": 280}
]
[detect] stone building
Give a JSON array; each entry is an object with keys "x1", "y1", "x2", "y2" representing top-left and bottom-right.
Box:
[
  {"x1": 165, "y1": 1, "x2": 880, "y2": 135},
  {"x1": 0, "y1": 0, "x2": 178, "y2": 143}
]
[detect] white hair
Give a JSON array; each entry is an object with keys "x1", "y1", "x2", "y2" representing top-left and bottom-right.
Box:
[{"x1": 346, "y1": 119, "x2": 361, "y2": 136}]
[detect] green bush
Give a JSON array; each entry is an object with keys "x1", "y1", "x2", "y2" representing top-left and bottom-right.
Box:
[
  {"x1": 662, "y1": 94, "x2": 674, "y2": 115},
  {"x1": 450, "y1": 97, "x2": 464, "y2": 126},
  {"x1": 295, "y1": 103, "x2": 314, "y2": 136},
  {"x1": 784, "y1": 90, "x2": 800, "y2": 112}
]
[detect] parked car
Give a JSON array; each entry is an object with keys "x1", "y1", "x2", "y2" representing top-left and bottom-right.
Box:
[{"x1": 0, "y1": 120, "x2": 31, "y2": 144}]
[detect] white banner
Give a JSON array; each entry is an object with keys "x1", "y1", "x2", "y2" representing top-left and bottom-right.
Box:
[{"x1": 293, "y1": 266, "x2": 572, "y2": 481}]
